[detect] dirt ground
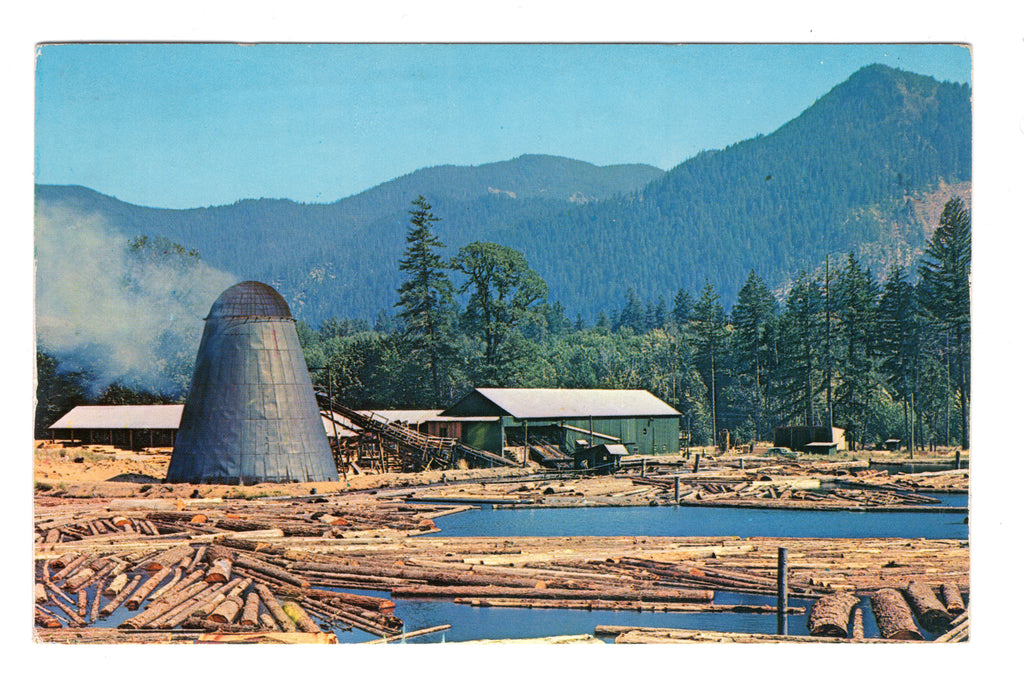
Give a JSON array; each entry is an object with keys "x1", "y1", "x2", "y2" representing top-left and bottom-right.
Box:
[
  {"x1": 33, "y1": 439, "x2": 968, "y2": 504},
  {"x1": 32, "y1": 441, "x2": 526, "y2": 501}
]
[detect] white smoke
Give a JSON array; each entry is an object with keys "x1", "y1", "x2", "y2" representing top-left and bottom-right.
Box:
[{"x1": 35, "y1": 201, "x2": 237, "y2": 397}]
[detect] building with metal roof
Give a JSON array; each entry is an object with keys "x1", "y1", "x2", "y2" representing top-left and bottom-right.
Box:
[
  {"x1": 166, "y1": 281, "x2": 338, "y2": 484},
  {"x1": 49, "y1": 404, "x2": 357, "y2": 448},
  {"x1": 48, "y1": 405, "x2": 184, "y2": 449},
  {"x1": 441, "y1": 388, "x2": 681, "y2": 459}
]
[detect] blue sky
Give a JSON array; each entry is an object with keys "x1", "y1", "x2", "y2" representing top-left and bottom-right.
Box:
[{"x1": 35, "y1": 43, "x2": 971, "y2": 209}]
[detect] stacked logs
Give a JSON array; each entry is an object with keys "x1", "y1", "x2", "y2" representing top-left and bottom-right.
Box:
[
  {"x1": 33, "y1": 542, "x2": 403, "y2": 639},
  {"x1": 35, "y1": 514, "x2": 160, "y2": 544},
  {"x1": 34, "y1": 500, "x2": 465, "y2": 549}
]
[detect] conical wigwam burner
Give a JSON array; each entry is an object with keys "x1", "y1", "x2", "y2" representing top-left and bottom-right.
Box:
[{"x1": 167, "y1": 281, "x2": 337, "y2": 484}]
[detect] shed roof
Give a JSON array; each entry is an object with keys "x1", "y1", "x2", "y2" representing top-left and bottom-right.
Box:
[
  {"x1": 442, "y1": 388, "x2": 680, "y2": 419},
  {"x1": 49, "y1": 405, "x2": 184, "y2": 430},
  {"x1": 50, "y1": 405, "x2": 355, "y2": 439}
]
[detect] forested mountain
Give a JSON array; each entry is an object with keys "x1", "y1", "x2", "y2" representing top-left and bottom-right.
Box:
[{"x1": 36, "y1": 64, "x2": 970, "y2": 325}]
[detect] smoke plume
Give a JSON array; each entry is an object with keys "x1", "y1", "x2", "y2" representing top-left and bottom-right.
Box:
[{"x1": 35, "y1": 201, "x2": 237, "y2": 397}]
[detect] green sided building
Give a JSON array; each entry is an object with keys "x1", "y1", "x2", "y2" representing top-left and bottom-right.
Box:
[{"x1": 440, "y1": 388, "x2": 681, "y2": 459}]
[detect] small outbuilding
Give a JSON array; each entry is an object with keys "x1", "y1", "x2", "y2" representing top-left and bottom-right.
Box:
[
  {"x1": 775, "y1": 425, "x2": 847, "y2": 452},
  {"x1": 572, "y1": 443, "x2": 628, "y2": 473},
  {"x1": 804, "y1": 441, "x2": 839, "y2": 456}
]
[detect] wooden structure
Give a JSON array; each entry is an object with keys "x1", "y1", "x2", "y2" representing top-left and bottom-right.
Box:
[
  {"x1": 572, "y1": 443, "x2": 627, "y2": 473},
  {"x1": 49, "y1": 405, "x2": 183, "y2": 449},
  {"x1": 775, "y1": 426, "x2": 847, "y2": 452},
  {"x1": 441, "y1": 388, "x2": 681, "y2": 459}
]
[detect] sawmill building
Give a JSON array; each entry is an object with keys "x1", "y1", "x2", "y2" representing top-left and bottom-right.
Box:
[{"x1": 439, "y1": 388, "x2": 681, "y2": 460}]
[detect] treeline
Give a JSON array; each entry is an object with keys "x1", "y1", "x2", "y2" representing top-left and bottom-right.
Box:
[{"x1": 300, "y1": 196, "x2": 970, "y2": 451}]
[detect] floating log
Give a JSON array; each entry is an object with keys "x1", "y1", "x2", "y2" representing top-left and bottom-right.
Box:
[
  {"x1": 125, "y1": 565, "x2": 175, "y2": 610},
  {"x1": 99, "y1": 574, "x2": 142, "y2": 617},
  {"x1": 254, "y1": 583, "x2": 297, "y2": 633},
  {"x1": 35, "y1": 606, "x2": 62, "y2": 629},
  {"x1": 63, "y1": 567, "x2": 97, "y2": 592},
  {"x1": 390, "y1": 585, "x2": 714, "y2": 603},
  {"x1": 135, "y1": 545, "x2": 193, "y2": 573},
  {"x1": 239, "y1": 591, "x2": 261, "y2": 627},
  {"x1": 147, "y1": 566, "x2": 185, "y2": 601},
  {"x1": 904, "y1": 581, "x2": 953, "y2": 633},
  {"x1": 281, "y1": 600, "x2": 321, "y2": 633},
  {"x1": 851, "y1": 608, "x2": 865, "y2": 640},
  {"x1": 259, "y1": 612, "x2": 279, "y2": 631},
  {"x1": 272, "y1": 585, "x2": 395, "y2": 613},
  {"x1": 46, "y1": 589, "x2": 86, "y2": 626},
  {"x1": 293, "y1": 595, "x2": 400, "y2": 637},
  {"x1": 52, "y1": 553, "x2": 92, "y2": 582},
  {"x1": 807, "y1": 593, "x2": 859, "y2": 637},
  {"x1": 205, "y1": 546, "x2": 234, "y2": 583},
  {"x1": 50, "y1": 553, "x2": 78, "y2": 571},
  {"x1": 940, "y1": 582, "x2": 966, "y2": 615},
  {"x1": 187, "y1": 546, "x2": 207, "y2": 572},
  {"x1": 120, "y1": 580, "x2": 211, "y2": 629},
  {"x1": 182, "y1": 616, "x2": 259, "y2": 632},
  {"x1": 208, "y1": 595, "x2": 244, "y2": 624},
  {"x1": 364, "y1": 624, "x2": 452, "y2": 644},
  {"x1": 454, "y1": 597, "x2": 801, "y2": 613},
  {"x1": 76, "y1": 589, "x2": 88, "y2": 617},
  {"x1": 231, "y1": 553, "x2": 308, "y2": 587},
  {"x1": 870, "y1": 588, "x2": 924, "y2": 640},
  {"x1": 35, "y1": 583, "x2": 47, "y2": 604},
  {"x1": 89, "y1": 586, "x2": 102, "y2": 623},
  {"x1": 602, "y1": 626, "x2": 858, "y2": 644}
]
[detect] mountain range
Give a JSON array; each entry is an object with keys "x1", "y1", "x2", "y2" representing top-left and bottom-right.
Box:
[{"x1": 36, "y1": 64, "x2": 971, "y2": 325}]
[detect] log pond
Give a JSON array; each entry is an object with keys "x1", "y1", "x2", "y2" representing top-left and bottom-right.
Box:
[
  {"x1": 431, "y1": 494, "x2": 968, "y2": 540},
  {"x1": 84, "y1": 497, "x2": 966, "y2": 643}
]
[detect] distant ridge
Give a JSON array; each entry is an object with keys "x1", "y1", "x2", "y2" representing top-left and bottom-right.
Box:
[{"x1": 36, "y1": 65, "x2": 970, "y2": 324}]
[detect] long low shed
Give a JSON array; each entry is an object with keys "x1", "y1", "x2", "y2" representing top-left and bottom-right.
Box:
[
  {"x1": 439, "y1": 388, "x2": 681, "y2": 457},
  {"x1": 48, "y1": 405, "x2": 357, "y2": 449}
]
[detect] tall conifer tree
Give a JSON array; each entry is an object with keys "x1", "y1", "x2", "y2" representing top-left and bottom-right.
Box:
[
  {"x1": 918, "y1": 197, "x2": 970, "y2": 447},
  {"x1": 395, "y1": 196, "x2": 455, "y2": 405}
]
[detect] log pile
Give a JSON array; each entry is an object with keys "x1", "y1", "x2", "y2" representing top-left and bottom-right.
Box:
[
  {"x1": 839, "y1": 468, "x2": 969, "y2": 493},
  {"x1": 34, "y1": 474, "x2": 969, "y2": 644},
  {"x1": 405, "y1": 470, "x2": 963, "y2": 511},
  {"x1": 32, "y1": 541, "x2": 404, "y2": 641}
]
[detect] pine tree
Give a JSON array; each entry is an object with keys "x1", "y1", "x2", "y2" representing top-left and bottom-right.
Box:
[
  {"x1": 730, "y1": 270, "x2": 778, "y2": 440},
  {"x1": 395, "y1": 196, "x2": 456, "y2": 405},
  {"x1": 776, "y1": 272, "x2": 823, "y2": 427},
  {"x1": 691, "y1": 281, "x2": 727, "y2": 445},
  {"x1": 832, "y1": 253, "x2": 881, "y2": 448},
  {"x1": 918, "y1": 197, "x2": 970, "y2": 448},
  {"x1": 672, "y1": 288, "x2": 694, "y2": 328},
  {"x1": 877, "y1": 265, "x2": 921, "y2": 453}
]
